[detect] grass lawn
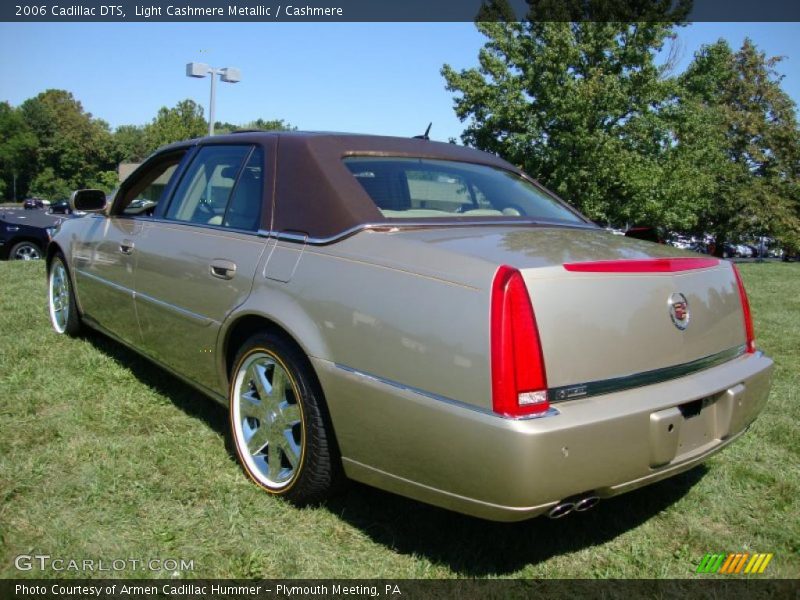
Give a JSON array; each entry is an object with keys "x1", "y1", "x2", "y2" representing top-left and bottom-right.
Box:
[{"x1": 1, "y1": 261, "x2": 798, "y2": 579}]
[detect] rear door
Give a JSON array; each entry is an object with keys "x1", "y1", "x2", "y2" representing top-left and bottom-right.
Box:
[{"x1": 133, "y1": 142, "x2": 273, "y2": 393}]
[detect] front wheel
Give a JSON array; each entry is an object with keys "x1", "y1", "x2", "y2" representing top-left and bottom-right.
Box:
[
  {"x1": 48, "y1": 254, "x2": 82, "y2": 336},
  {"x1": 229, "y1": 332, "x2": 342, "y2": 505}
]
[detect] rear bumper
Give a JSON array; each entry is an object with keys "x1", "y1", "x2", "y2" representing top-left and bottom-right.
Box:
[{"x1": 315, "y1": 351, "x2": 773, "y2": 522}]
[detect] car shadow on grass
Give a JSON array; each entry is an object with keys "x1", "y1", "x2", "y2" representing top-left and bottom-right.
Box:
[
  {"x1": 84, "y1": 329, "x2": 707, "y2": 577},
  {"x1": 84, "y1": 329, "x2": 233, "y2": 452},
  {"x1": 324, "y1": 465, "x2": 707, "y2": 577}
]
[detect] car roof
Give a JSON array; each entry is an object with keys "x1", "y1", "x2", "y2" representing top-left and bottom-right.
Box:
[
  {"x1": 161, "y1": 131, "x2": 515, "y2": 168},
  {"x1": 148, "y1": 131, "x2": 564, "y2": 241}
]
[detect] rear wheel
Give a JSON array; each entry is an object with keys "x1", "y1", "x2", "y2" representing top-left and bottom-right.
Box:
[
  {"x1": 48, "y1": 254, "x2": 81, "y2": 336},
  {"x1": 11, "y1": 241, "x2": 42, "y2": 260},
  {"x1": 229, "y1": 332, "x2": 341, "y2": 504}
]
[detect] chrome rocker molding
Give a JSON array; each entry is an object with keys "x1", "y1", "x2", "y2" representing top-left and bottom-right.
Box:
[
  {"x1": 76, "y1": 268, "x2": 217, "y2": 327},
  {"x1": 75, "y1": 268, "x2": 130, "y2": 294}
]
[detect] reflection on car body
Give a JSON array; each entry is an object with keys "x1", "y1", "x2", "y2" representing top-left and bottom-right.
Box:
[{"x1": 46, "y1": 132, "x2": 772, "y2": 521}]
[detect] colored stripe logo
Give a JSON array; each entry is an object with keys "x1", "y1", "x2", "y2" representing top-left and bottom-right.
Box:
[{"x1": 696, "y1": 553, "x2": 774, "y2": 574}]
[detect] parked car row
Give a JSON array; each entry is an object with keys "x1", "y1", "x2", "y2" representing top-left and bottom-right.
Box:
[
  {"x1": 617, "y1": 228, "x2": 787, "y2": 259},
  {"x1": 17, "y1": 197, "x2": 74, "y2": 214}
]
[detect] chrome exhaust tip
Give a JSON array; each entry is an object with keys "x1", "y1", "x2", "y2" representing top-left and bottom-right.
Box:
[
  {"x1": 574, "y1": 495, "x2": 600, "y2": 512},
  {"x1": 547, "y1": 502, "x2": 575, "y2": 519}
]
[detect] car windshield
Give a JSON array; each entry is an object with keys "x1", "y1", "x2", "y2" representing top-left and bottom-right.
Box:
[{"x1": 343, "y1": 157, "x2": 584, "y2": 224}]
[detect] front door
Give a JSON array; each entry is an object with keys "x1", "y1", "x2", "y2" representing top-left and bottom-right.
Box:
[
  {"x1": 72, "y1": 152, "x2": 186, "y2": 345},
  {"x1": 71, "y1": 215, "x2": 141, "y2": 344}
]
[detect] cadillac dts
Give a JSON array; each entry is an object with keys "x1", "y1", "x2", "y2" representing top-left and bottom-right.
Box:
[{"x1": 46, "y1": 132, "x2": 773, "y2": 521}]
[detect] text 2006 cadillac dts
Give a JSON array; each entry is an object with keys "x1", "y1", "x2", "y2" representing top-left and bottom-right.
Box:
[{"x1": 47, "y1": 132, "x2": 773, "y2": 521}]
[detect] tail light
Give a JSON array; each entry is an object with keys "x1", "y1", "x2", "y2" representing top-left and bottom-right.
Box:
[
  {"x1": 732, "y1": 264, "x2": 756, "y2": 353},
  {"x1": 491, "y1": 265, "x2": 549, "y2": 417}
]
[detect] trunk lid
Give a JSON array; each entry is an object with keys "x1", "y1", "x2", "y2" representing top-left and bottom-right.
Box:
[
  {"x1": 380, "y1": 226, "x2": 747, "y2": 390},
  {"x1": 522, "y1": 257, "x2": 745, "y2": 391}
]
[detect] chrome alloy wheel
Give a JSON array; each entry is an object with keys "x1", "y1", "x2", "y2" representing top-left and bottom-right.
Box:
[
  {"x1": 232, "y1": 352, "x2": 304, "y2": 490},
  {"x1": 14, "y1": 243, "x2": 41, "y2": 260},
  {"x1": 48, "y1": 260, "x2": 70, "y2": 333}
]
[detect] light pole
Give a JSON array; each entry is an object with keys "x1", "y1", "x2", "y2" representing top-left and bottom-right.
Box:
[{"x1": 186, "y1": 62, "x2": 242, "y2": 136}]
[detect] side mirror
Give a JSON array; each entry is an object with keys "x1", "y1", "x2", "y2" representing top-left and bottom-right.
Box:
[{"x1": 70, "y1": 189, "x2": 107, "y2": 212}]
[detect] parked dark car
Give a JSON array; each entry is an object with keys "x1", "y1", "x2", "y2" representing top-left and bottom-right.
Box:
[
  {"x1": 0, "y1": 209, "x2": 66, "y2": 260},
  {"x1": 720, "y1": 243, "x2": 739, "y2": 259},
  {"x1": 49, "y1": 199, "x2": 72, "y2": 215}
]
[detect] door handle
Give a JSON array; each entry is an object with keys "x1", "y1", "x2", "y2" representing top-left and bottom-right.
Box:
[
  {"x1": 120, "y1": 239, "x2": 135, "y2": 255},
  {"x1": 210, "y1": 259, "x2": 237, "y2": 280}
]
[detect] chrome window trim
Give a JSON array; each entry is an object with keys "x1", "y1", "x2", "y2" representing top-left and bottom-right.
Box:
[
  {"x1": 548, "y1": 345, "x2": 750, "y2": 403},
  {"x1": 259, "y1": 220, "x2": 599, "y2": 247},
  {"x1": 115, "y1": 215, "x2": 265, "y2": 238}
]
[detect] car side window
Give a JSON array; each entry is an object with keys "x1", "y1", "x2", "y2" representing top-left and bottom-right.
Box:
[
  {"x1": 165, "y1": 145, "x2": 251, "y2": 225},
  {"x1": 115, "y1": 152, "x2": 186, "y2": 216},
  {"x1": 223, "y1": 147, "x2": 264, "y2": 231}
]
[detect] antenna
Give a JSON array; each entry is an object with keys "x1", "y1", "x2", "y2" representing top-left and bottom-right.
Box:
[{"x1": 413, "y1": 122, "x2": 432, "y2": 140}]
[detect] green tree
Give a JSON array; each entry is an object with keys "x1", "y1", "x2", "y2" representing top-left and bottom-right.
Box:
[
  {"x1": 19, "y1": 89, "x2": 116, "y2": 197},
  {"x1": 442, "y1": 11, "x2": 703, "y2": 229},
  {"x1": 143, "y1": 99, "x2": 207, "y2": 152},
  {"x1": 680, "y1": 39, "x2": 800, "y2": 248},
  {"x1": 0, "y1": 102, "x2": 38, "y2": 200},
  {"x1": 29, "y1": 166, "x2": 73, "y2": 199},
  {"x1": 213, "y1": 118, "x2": 296, "y2": 134},
  {"x1": 114, "y1": 124, "x2": 149, "y2": 162},
  {"x1": 247, "y1": 118, "x2": 295, "y2": 131},
  {"x1": 86, "y1": 170, "x2": 120, "y2": 194}
]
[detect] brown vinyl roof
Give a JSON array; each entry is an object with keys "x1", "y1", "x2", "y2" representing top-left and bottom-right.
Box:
[{"x1": 181, "y1": 131, "x2": 528, "y2": 240}]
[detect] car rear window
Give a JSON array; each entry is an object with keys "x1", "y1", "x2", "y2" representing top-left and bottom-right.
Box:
[{"x1": 343, "y1": 157, "x2": 584, "y2": 224}]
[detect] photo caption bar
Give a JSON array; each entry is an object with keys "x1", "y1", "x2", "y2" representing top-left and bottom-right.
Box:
[
  {"x1": 2, "y1": 579, "x2": 799, "y2": 600},
  {"x1": 2, "y1": 0, "x2": 800, "y2": 22}
]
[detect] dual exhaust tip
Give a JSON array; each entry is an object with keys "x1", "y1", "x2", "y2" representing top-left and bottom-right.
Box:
[{"x1": 547, "y1": 494, "x2": 600, "y2": 519}]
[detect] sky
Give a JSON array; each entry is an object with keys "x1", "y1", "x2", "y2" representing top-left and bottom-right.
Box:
[{"x1": 0, "y1": 22, "x2": 799, "y2": 143}]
